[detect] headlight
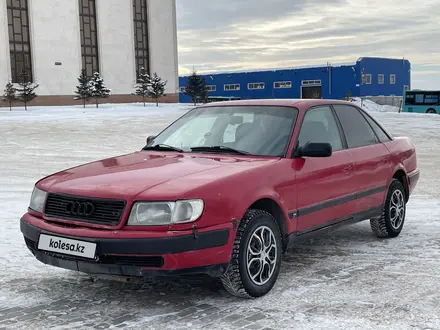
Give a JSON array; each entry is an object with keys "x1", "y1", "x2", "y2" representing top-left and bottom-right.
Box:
[
  {"x1": 29, "y1": 187, "x2": 47, "y2": 213},
  {"x1": 127, "y1": 199, "x2": 204, "y2": 226}
]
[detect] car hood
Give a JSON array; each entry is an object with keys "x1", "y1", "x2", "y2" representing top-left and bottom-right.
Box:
[{"x1": 38, "y1": 151, "x2": 279, "y2": 200}]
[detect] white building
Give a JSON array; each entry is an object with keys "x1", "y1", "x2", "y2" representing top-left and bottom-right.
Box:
[{"x1": 0, "y1": 0, "x2": 179, "y2": 106}]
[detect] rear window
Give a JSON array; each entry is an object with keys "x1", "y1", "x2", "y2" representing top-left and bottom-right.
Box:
[{"x1": 360, "y1": 110, "x2": 392, "y2": 143}]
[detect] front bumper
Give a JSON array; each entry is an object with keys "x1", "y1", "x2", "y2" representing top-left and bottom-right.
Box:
[{"x1": 20, "y1": 216, "x2": 233, "y2": 278}]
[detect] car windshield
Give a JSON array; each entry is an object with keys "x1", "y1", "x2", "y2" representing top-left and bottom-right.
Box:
[{"x1": 147, "y1": 105, "x2": 298, "y2": 157}]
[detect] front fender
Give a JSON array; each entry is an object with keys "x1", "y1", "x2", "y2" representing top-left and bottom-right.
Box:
[{"x1": 234, "y1": 189, "x2": 289, "y2": 224}]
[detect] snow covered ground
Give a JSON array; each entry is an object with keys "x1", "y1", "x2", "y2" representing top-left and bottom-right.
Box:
[{"x1": 1, "y1": 101, "x2": 440, "y2": 330}]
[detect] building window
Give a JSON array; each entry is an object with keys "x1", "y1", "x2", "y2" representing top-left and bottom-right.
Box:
[
  {"x1": 378, "y1": 74, "x2": 384, "y2": 84},
  {"x1": 390, "y1": 74, "x2": 396, "y2": 84},
  {"x1": 301, "y1": 80, "x2": 321, "y2": 86},
  {"x1": 248, "y1": 83, "x2": 265, "y2": 90},
  {"x1": 207, "y1": 85, "x2": 216, "y2": 91},
  {"x1": 364, "y1": 74, "x2": 372, "y2": 84},
  {"x1": 224, "y1": 84, "x2": 240, "y2": 91},
  {"x1": 274, "y1": 81, "x2": 292, "y2": 89},
  {"x1": 79, "y1": 0, "x2": 99, "y2": 77},
  {"x1": 7, "y1": 0, "x2": 33, "y2": 83},
  {"x1": 133, "y1": 0, "x2": 150, "y2": 78}
]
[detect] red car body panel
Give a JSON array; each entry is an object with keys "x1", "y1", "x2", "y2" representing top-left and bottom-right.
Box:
[
  {"x1": 36, "y1": 152, "x2": 286, "y2": 231},
  {"x1": 293, "y1": 149, "x2": 357, "y2": 232},
  {"x1": 349, "y1": 143, "x2": 392, "y2": 213},
  {"x1": 20, "y1": 99, "x2": 420, "y2": 277}
]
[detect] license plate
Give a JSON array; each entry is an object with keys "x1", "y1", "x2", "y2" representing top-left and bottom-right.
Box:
[{"x1": 38, "y1": 234, "x2": 97, "y2": 259}]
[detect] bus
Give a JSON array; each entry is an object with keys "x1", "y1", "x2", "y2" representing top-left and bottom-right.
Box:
[{"x1": 402, "y1": 89, "x2": 440, "y2": 114}]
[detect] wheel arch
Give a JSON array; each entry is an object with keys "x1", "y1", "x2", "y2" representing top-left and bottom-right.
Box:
[
  {"x1": 247, "y1": 198, "x2": 289, "y2": 252},
  {"x1": 392, "y1": 168, "x2": 409, "y2": 202}
]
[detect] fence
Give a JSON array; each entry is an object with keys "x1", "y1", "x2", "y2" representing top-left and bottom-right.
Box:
[{"x1": 362, "y1": 96, "x2": 403, "y2": 107}]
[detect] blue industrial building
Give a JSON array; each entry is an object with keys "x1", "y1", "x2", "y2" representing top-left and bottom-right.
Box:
[{"x1": 178, "y1": 57, "x2": 411, "y2": 103}]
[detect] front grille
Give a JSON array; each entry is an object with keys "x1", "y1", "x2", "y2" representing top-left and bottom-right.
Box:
[
  {"x1": 39, "y1": 252, "x2": 164, "y2": 268},
  {"x1": 45, "y1": 220, "x2": 84, "y2": 228},
  {"x1": 44, "y1": 193, "x2": 126, "y2": 226},
  {"x1": 99, "y1": 255, "x2": 164, "y2": 268}
]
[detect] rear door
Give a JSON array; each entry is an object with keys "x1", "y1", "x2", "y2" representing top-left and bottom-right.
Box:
[
  {"x1": 332, "y1": 104, "x2": 393, "y2": 214},
  {"x1": 294, "y1": 105, "x2": 356, "y2": 234}
]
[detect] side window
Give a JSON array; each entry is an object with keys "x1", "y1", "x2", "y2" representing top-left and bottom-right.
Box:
[
  {"x1": 333, "y1": 105, "x2": 378, "y2": 148},
  {"x1": 360, "y1": 111, "x2": 392, "y2": 142},
  {"x1": 405, "y1": 93, "x2": 415, "y2": 105},
  {"x1": 298, "y1": 106, "x2": 343, "y2": 151}
]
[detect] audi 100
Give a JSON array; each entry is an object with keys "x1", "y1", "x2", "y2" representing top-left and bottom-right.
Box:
[{"x1": 20, "y1": 99, "x2": 419, "y2": 298}]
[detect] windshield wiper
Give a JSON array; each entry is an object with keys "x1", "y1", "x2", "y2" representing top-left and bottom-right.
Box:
[
  {"x1": 190, "y1": 146, "x2": 251, "y2": 155},
  {"x1": 143, "y1": 144, "x2": 184, "y2": 153}
]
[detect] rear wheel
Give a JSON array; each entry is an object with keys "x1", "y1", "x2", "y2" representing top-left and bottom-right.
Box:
[
  {"x1": 220, "y1": 209, "x2": 282, "y2": 298},
  {"x1": 426, "y1": 108, "x2": 437, "y2": 114},
  {"x1": 370, "y1": 179, "x2": 406, "y2": 238}
]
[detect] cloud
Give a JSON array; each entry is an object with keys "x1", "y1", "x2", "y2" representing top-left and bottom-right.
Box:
[{"x1": 176, "y1": 0, "x2": 440, "y2": 88}]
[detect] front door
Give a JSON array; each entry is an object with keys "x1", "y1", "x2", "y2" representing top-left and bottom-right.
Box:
[{"x1": 293, "y1": 105, "x2": 356, "y2": 234}]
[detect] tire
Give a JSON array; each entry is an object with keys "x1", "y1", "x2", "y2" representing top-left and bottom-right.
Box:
[
  {"x1": 426, "y1": 108, "x2": 437, "y2": 114},
  {"x1": 370, "y1": 179, "x2": 406, "y2": 238},
  {"x1": 220, "y1": 209, "x2": 282, "y2": 298}
]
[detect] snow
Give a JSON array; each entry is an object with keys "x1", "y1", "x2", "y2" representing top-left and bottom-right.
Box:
[
  {"x1": 351, "y1": 97, "x2": 400, "y2": 113},
  {"x1": 0, "y1": 102, "x2": 191, "y2": 122},
  {"x1": 1, "y1": 101, "x2": 440, "y2": 329}
]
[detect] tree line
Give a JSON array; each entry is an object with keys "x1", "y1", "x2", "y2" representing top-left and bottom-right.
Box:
[
  {"x1": 2, "y1": 68, "x2": 167, "y2": 110},
  {"x1": 73, "y1": 67, "x2": 167, "y2": 108}
]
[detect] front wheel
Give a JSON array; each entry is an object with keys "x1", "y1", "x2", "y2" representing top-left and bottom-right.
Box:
[
  {"x1": 370, "y1": 179, "x2": 406, "y2": 238},
  {"x1": 426, "y1": 108, "x2": 437, "y2": 114},
  {"x1": 221, "y1": 209, "x2": 282, "y2": 298}
]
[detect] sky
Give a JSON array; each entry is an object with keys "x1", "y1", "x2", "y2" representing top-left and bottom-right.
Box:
[{"x1": 176, "y1": 0, "x2": 440, "y2": 89}]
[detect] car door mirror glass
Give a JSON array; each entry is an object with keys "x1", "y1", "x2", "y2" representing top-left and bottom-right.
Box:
[{"x1": 297, "y1": 142, "x2": 332, "y2": 158}]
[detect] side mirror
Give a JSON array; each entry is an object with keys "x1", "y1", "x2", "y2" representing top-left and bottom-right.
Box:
[
  {"x1": 146, "y1": 135, "x2": 156, "y2": 145},
  {"x1": 295, "y1": 142, "x2": 332, "y2": 158}
]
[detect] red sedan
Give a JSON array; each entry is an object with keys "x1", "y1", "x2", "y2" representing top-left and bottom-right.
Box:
[{"x1": 20, "y1": 99, "x2": 419, "y2": 298}]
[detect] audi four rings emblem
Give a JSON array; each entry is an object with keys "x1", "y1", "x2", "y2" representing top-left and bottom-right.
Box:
[{"x1": 65, "y1": 201, "x2": 95, "y2": 217}]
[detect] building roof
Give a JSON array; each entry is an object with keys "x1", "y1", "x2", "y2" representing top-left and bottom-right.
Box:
[
  {"x1": 180, "y1": 62, "x2": 355, "y2": 78},
  {"x1": 180, "y1": 56, "x2": 410, "y2": 78},
  {"x1": 357, "y1": 56, "x2": 409, "y2": 63}
]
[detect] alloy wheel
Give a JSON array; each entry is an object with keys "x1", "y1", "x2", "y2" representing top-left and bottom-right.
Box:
[
  {"x1": 246, "y1": 226, "x2": 278, "y2": 286},
  {"x1": 389, "y1": 189, "x2": 405, "y2": 230}
]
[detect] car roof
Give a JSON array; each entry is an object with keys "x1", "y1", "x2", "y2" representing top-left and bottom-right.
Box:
[{"x1": 197, "y1": 99, "x2": 355, "y2": 111}]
